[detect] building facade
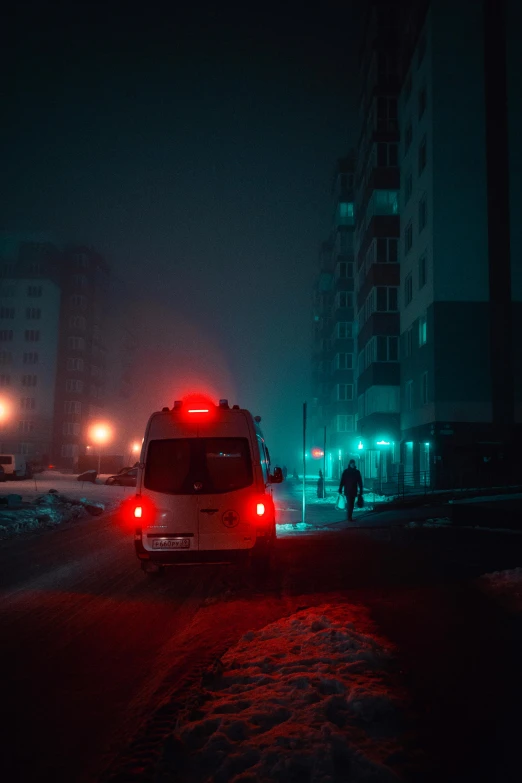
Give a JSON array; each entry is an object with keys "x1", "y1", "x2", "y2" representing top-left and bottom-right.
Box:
[
  {"x1": 52, "y1": 246, "x2": 111, "y2": 468},
  {"x1": 311, "y1": 157, "x2": 357, "y2": 479},
  {"x1": 353, "y1": 0, "x2": 402, "y2": 487},
  {"x1": 397, "y1": 0, "x2": 521, "y2": 488},
  {"x1": 0, "y1": 238, "x2": 62, "y2": 462},
  {"x1": 0, "y1": 235, "x2": 136, "y2": 470}
]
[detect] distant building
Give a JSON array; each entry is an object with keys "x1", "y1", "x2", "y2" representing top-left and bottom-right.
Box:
[
  {"x1": 52, "y1": 245, "x2": 111, "y2": 468},
  {"x1": 0, "y1": 235, "x2": 137, "y2": 470},
  {"x1": 311, "y1": 157, "x2": 357, "y2": 479},
  {"x1": 0, "y1": 238, "x2": 62, "y2": 462}
]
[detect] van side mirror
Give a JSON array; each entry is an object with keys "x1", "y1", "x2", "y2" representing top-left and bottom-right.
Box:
[{"x1": 270, "y1": 466, "x2": 283, "y2": 483}]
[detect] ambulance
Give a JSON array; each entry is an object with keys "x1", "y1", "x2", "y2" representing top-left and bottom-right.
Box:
[{"x1": 127, "y1": 397, "x2": 283, "y2": 574}]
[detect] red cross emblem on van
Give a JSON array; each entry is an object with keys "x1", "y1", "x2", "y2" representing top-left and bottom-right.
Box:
[{"x1": 222, "y1": 510, "x2": 239, "y2": 528}]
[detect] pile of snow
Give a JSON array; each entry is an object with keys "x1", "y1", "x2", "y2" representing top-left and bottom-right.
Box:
[
  {"x1": 161, "y1": 604, "x2": 407, "y2": 782},
  {"x1": 0, "y1": 491, "x2": 105, "y2": 538},
  {"x1": 479, "y1": 568, "x2": 522, "y2": 611},
  {"x1": 406, "y1": 517, "x2": 451, "y2": 529}
]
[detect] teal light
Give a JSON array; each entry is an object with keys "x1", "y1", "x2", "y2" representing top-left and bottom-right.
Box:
[
  {"x1": 376, "y1": 440, "x2": 391, "y2": 446},
  {"x1": 357, "y1": 441, "x2": 364, "y2": 450}
]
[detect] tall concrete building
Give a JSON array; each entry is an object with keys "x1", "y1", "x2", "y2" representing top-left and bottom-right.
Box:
[
  {"x1": 353, "y1": 1, "x2": 402, "y2": 486},
  {"x1": 52, "y1": 245, "x2": 111, "y2": 468},
  {"x1": 311, "y1": 157, "x2": 357, "y2": 479},
  {"x1": 0, "y1": 236, "x2": 62, "y2": 462},
  {"x1": 397, "y1": 0, "x2": 521, "y2": 487},
  {"x1": 0, "y1": 235, "x2": 138, "y2": 469}
]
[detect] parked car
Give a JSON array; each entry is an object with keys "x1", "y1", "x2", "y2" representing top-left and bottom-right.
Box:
[
  {"x1": 105, "y1": 467, "x2": 138, "y2": 486},
  {"x1": 0, "y1": 453, "x2": 32, "y2": 479}
]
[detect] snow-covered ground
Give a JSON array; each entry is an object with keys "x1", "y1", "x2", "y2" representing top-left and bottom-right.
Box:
[
  {"x1": 0, "y1": 471, "x2": 129, "y2": 538},
  {"x1": 479, "y1": 568, "x2": 522, "y2": 611},
  {"x1": 0, "y1": 470, "x2": 135, "y2": 504},
  {"x1": 162, "y1": 604, "x2": 407, "y2": 783}
]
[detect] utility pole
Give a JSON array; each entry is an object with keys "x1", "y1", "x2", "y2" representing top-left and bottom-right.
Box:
[
  {"x1": 302, "y1": 402, "x2": 307, "y2": 524},
  {"x1": 323, "y1": 425, "x2": 327, "y2": 496}
]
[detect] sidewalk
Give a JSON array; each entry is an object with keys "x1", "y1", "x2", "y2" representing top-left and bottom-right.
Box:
[{"x1": 275, "y1": 479, "x2": 449, "y2": 533}]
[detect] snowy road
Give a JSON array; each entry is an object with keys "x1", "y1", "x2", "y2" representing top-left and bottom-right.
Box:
[{"x1": 1, "y1": 482, "x2": 522, "y2": 782}]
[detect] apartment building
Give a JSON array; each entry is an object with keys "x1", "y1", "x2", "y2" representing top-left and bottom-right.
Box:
[
  {"x1": 0, "y1": 235, "x2": 137, "y2": 469},
  {"x1": 0, "y1": 237, "x2": 62, "y2": 461},
  {"x1": 52, "y1": 245, "x2": 111, "y2": 468},
  {"x1": 353, "y1": 0, "x2": 402, "y2": 486},
  {"x1": 397, "y1": 0, "x2": 521, "y2": 487},
  {"x1": 311, "y1": 157, "x2": 357, "y2": 479}
]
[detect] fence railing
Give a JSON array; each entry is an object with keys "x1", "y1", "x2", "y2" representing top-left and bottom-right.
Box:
[{"x1": 369, "y1": 469, "x2": 522, "y2": 498}]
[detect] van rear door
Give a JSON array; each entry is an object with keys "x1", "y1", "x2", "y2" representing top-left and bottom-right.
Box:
[
  {"x1": 196, "y1": 436, "x2": 256, "y2": 551},
  {"x1": 141, "y1": 438, "x2": 200, "y2": 552}
]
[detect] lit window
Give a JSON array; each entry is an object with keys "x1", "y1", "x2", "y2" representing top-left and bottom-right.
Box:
[{"x1": 419, "y1": 314, "x2": 427, "y2": 346}]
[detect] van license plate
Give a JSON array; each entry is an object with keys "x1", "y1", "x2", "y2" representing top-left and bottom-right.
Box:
[{"x1": 152, "y1": 538, "x2": 190, "y2": 550}]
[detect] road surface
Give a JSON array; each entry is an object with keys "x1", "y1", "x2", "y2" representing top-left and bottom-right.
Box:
[{"x1": 1, "y1": 483, "x2": 522, "y2": 782}]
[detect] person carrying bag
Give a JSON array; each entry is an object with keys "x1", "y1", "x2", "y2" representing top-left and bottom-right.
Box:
[{"x1": 338, "y1": 459, "x2": 363, "y2": 522}]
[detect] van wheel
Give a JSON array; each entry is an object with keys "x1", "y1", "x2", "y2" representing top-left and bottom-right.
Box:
[{"x1": 141, "y1": 561, "x2": 164, "y2": 576}]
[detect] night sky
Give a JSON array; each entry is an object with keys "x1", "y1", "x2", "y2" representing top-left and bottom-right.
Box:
[{"x1": 2, "y1": 1, "x2": 358, "y2": 465}]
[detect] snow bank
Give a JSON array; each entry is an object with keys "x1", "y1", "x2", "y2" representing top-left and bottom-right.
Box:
[
  {"x1": 0, "y1": 491, "x2": 105, "y2": 538},
  {"x1": 163, "y1": 604, "x2": 406, "y2": 782},
  {"x1": 479, "y1": 568, "x2": 522, "y2": 611},
  {"x1": 406, "y1": 517, "x2": 451, "y2": 529}
]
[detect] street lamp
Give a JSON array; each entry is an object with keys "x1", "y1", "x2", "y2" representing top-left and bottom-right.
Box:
[
  {"x1": 88, "y1": 423, "x2": 113, "y2": 475},
  {"x1": 0, "y1": 400, "x2": 10, "y2": 424},
  {"x1": 129, "y1": 441, "x2": 141, "y2": 465}
]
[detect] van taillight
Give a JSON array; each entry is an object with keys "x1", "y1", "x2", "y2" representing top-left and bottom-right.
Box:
[
  {"x1": 256, "y1": 503, "x2": 265, "y2": 516},
  {"x1": 120, "y1": 495, "x2": 155, "y2": 529}
]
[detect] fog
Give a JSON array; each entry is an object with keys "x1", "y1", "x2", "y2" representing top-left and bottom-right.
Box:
[{"x1": 2, "y1": 2, "x2": 358, "y2": 467}]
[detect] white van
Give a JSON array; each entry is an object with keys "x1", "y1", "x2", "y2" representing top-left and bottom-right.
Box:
[{"x1": 128, "y1": 398, "x2": 283, "y2": 574}]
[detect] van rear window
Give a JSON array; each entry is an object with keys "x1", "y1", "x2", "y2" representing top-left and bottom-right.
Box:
[
  {"x1": 144, "y1": 438, "x2": 253, "y2": 495},
  {"x1": 0, "y1": 456, "x2": 13, "y2": 465}
]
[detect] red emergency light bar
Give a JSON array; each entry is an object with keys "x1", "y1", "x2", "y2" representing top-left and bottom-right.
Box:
[{"x1": 188, "y1": 408, "x2": 210, "y2": 413}]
